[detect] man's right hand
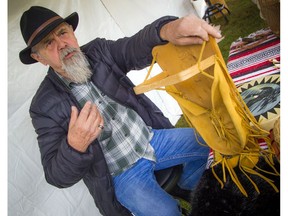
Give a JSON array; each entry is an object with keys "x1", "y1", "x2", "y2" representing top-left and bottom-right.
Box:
[
  {"x1": 67, "y1": 101, "x2": 104, "y2": 152},
  {"x1": 159, "y1": 14, "x2": 222, "y2": 46}
]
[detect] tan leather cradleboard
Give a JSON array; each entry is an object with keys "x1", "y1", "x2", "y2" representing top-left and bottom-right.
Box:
[{"x1": 134, "y1": 37, "x2": 279, "y2": 196}]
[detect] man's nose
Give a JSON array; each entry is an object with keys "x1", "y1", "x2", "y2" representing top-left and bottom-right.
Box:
[{"x1": 55, "y1": 36, "x2": 66, "y2": 50}]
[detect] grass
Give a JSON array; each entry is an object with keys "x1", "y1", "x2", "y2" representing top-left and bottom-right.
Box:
[
  {"x1": 215, "y1": 0, "x2": 268, "y2": 61},
  {"x1": 175, "y1": 0, "x2": 268, "y2": 128}
]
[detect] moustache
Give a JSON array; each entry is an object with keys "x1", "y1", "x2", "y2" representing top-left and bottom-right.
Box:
[{"x1": 60, "y1": 47, "x2": 79, "y2": 61}]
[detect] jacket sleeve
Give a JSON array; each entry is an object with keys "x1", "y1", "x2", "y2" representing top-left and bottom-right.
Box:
[
  {"x1": 29, "y1": 84, "x2": 95, "y2": 188},
  {"x1": 107, "y1": 16, "x2": 178, "y2": 73}
]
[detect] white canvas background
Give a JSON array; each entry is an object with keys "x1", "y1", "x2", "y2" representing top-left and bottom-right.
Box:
[{"x1": 7, "y1": 1, "x2": 198, "y2": 215}]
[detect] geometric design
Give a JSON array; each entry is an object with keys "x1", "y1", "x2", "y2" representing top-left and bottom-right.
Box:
[{"x1": 238, "y1": 74, "x2": 280, "y2": 130}]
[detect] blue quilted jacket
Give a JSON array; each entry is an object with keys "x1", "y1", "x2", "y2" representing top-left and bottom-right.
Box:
[{"x1": 29, "y1": 16, "x2": 177, "y2": 215}]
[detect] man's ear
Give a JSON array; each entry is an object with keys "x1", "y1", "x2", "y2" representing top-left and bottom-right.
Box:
[{"x1": 30, "y1": 53, "x2": 48, "y2": 66}]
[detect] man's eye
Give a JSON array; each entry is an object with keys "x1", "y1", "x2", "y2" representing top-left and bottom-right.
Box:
[
  {"x1": 46, "y1": 40, "x2": 53, "y2": 48},
  {"x1": 60, "y1": 30, "x2": 69, "y2": 36}
]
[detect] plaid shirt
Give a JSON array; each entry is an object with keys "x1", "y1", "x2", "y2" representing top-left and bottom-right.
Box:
[{"x1": 59, "y1": 76, "x2": 156, "y2": 176}]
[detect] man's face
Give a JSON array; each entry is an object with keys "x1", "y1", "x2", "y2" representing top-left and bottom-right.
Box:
[{"x1": 31, "y1": 22, "x2": 80, "y2": 76}]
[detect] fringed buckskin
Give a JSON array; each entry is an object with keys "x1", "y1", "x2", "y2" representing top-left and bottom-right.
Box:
[{"x1": 134, "y1": 36, "x2": 279, "y2": 196}]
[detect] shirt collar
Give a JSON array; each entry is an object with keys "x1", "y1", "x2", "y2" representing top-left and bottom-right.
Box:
[{"x1": 53, "y1": 71, "x2": 86, "y2": 89}]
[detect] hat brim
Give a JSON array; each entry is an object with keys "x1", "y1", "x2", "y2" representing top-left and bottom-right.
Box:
[{"x1": 19, "y1": 12, "x2": 79, "y2": 64}]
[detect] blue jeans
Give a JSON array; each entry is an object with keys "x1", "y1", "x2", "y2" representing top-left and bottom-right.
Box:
[{"x1": 113, "y1": 128, "x2": 209, "y2": 216}]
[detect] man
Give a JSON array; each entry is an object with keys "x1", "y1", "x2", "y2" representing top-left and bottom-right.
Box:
[{"x1": 19, "y1": 6, "x2": 221, "y2": 216}]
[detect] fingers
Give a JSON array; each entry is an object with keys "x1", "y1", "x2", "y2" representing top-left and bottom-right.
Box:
[
  {"x1": 85, "y1": 102, "x2": 98, "y2": 126},
  {"x1": 173, "y1": 36, "x2": 204, "y2": 46},
  {"x1": 160, "y1": 14, "x2": 222, "y2": 46},
  {"x1": 77, "y1": 101, "x2": 93, "y2": 122},
  {"x1": 201, "y1": 21, "x2": 222, "y2": 39},
  {"x1": 69, "y1": 106, "x2": 79, "y2": 130},
  {"x1": 77, "y1": 101, "x2": 103, "y2": 130},
  {"x1": 98, "y1": 117, "x2": 105, "y2": 130},
  {"x1": 185, "y1": 14, "x2": 222, "y2": 39},
  {"x1": 87, "y1": 104, "x2": 104, "y2": 132},
  {"x1": 67, "y1": 102, "x2": 104, "y2": 152}
]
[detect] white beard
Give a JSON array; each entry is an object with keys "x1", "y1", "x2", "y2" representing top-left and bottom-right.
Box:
[{"x1": 60, "y1": 47, "x2": 92, "y2": 84}]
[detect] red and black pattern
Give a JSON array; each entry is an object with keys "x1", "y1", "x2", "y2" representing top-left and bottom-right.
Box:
[{"x1": 227, "y1": 28, "x2": 280, "y2": 85}]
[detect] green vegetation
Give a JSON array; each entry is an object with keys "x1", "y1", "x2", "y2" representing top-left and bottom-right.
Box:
[
  {"x1": 175, "y1": 0, "x2": 268, "y2": 128},
  {"x1": 216, "y1": 0, "x2": 268, "y2": 61}
]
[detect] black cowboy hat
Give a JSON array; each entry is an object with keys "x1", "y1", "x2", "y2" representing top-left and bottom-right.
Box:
[{"x1": 19, "y1": 6, "x2": 79, "y2": 64}]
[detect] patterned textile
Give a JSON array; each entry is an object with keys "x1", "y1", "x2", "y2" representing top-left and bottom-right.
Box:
[
  {"x1": 207, "y1": 28, "x2": 280, "y2": 169},
  {"x1": 58, "y1": 77, "x2": 156, "y2": 176},
  {"x1": 227, "y1": 28, "x2": 280, "y2": 86},
  {"x1": 237, "y1": 74, "x2": 280, "y2": 131}
]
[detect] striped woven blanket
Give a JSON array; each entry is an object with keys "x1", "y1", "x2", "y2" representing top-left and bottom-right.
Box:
[{"x1": 227, "y1": 28, "x2": 280, "y2": 86}]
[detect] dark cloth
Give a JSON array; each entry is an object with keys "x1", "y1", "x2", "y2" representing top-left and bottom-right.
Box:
[
  {"x1": 190, "y1": 158, "x2": 280, "y2": 216},
  {"x1": 29, "y1": 16, "x2": 177, "y2": 216}
]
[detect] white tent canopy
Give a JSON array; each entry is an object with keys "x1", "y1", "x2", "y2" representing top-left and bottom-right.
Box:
[{"x1": 8, "y1": 1, "x2": 198, "y2": 215}]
